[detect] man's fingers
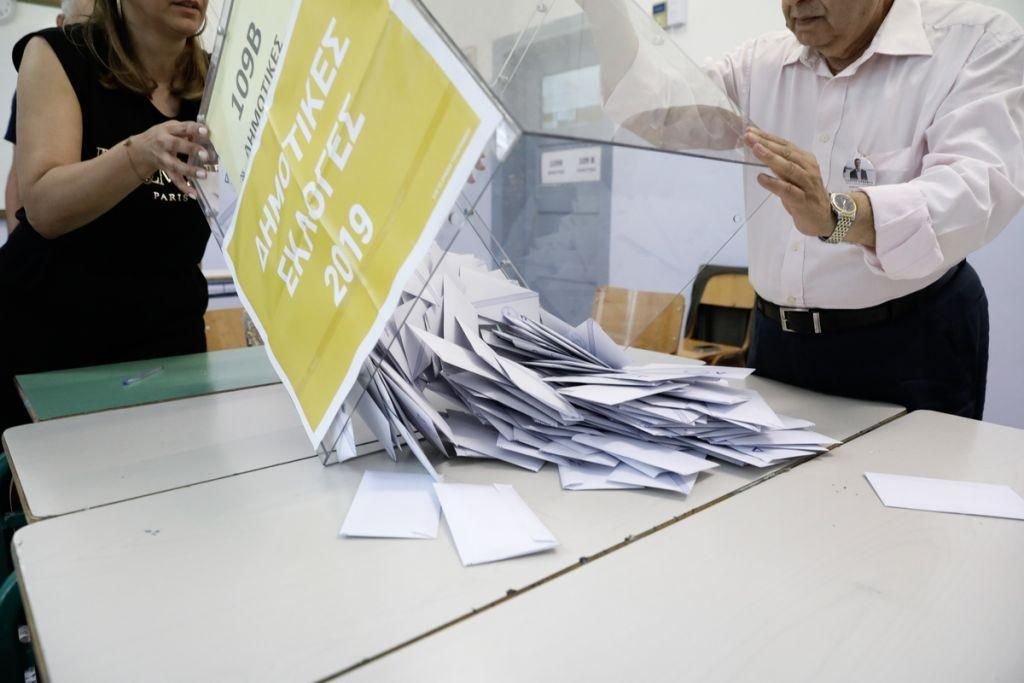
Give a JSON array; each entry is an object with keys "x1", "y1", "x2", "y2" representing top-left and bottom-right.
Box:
[
  {"x1": 757, "y1": 172, "x2": 805, "y2": 202},
  {"x1": 746, "y1": 126, "x2": 790, "y2": 146},
  {"x1": 751, "y1": 142, "x2": 806, "y2": 185},
  {"x1": 745, "y1": 129, "x2": 818, "y2": 169},
  {"x1": 749, "y1": 133, "x2": 792, "y2": 159}
]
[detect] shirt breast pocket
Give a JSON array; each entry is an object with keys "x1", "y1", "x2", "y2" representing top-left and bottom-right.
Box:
[{"x1": 865, "y1": 146, "x2": 921, "y2": 185}]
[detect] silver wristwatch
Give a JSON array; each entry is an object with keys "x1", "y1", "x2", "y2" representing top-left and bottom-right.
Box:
[{"x1": 821, "y1": 192, "x2": 857, "y2": 244}]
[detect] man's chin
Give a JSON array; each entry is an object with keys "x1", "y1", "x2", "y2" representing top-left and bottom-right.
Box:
[{"x1": 791, "y1": 29, "x2": 834, "y2": 49}]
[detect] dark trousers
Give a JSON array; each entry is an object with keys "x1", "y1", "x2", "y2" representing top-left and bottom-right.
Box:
[{"x1": 748, "y1": 263, "x2": 989, "y2": 419}]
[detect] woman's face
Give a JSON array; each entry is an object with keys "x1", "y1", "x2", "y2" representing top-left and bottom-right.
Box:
[{"x1": 124, "y1": 0, "x2": 207, "y2": 38}]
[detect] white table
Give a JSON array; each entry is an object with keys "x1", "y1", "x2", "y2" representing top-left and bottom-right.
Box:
[
  {"x1": 344, "y1": 411, "x2": 1024, "y2": 682},
  {"x1": 12, "y1": 390, "x2": 902, "y2": 682},
  {"x1": 3, "y1": 384, "x2": 377, "y2": 521}
]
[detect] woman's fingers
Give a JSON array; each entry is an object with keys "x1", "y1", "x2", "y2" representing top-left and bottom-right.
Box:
[
  {"x1": 166, "y1": 136, "x2": 210, "y2": 166},
  {"x1": 166, "y1": 168, "x2": 196, "y2": 198}
]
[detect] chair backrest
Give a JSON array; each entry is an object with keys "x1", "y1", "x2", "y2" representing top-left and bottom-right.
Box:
[
  {"x1": 685, "y1": 266, "x2": 755, "y2": 349},
  {"x1": 204, "y1": 308, "x2": 248, "y2": 351},
  {"x1": 592, "y1": 286, "x2": 686, "y2": 354}
]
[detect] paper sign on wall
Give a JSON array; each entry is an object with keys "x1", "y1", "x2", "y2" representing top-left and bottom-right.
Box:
[
  {"x1": 541, "y1": 146, "x2": 603, "y2": 185},
  {"x1": 215, "y1": 0, "x2": 502, "y2": 444}
]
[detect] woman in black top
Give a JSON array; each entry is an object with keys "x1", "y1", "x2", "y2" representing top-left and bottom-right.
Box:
[{"x1": 0, "y1": 0, "x2": 211, "y2": 434}]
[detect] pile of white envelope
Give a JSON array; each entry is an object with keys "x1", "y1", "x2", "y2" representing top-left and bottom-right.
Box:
[{"x1": 329, "y1": 246, "x2": 838, "y2": 499}]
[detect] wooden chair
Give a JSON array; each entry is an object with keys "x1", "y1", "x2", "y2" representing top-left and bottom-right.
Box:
[
  {"x1": 203, "y1": 308, "x2": 248, "y2": 351},
  {"x1": 677, "y1": 266, "x2": 755, "y2": 366},
  {"x1": 592, "y1": 286, "x2": 686, "y2": 354}
]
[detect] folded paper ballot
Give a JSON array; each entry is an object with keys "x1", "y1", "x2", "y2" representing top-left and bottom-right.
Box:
[
  {"x1": 340, "y1": 471, "x2": 442, "y2": 539},
  {"x1": 865, "y1": 472, "x2": 1024, "y2": 521},
  {"x1": 434, "y1": 483, "x2": 559, "y2": 566}
]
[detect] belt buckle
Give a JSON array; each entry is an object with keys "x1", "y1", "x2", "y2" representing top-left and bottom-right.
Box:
[{"x1": 779, "y1": 307, "x2": 822, "y2": 334}]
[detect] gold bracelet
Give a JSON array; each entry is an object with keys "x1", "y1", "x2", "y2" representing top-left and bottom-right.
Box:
[{"x1": 123, "y1": 136, "x2": 150, "y2": 184}]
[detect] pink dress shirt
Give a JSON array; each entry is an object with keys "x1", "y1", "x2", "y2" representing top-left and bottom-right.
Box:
[{"x1": 619, "y1": 0, "x2": 1024, "y2": 309}]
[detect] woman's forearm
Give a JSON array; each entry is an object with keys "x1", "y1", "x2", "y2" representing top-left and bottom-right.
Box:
[{"x1": 21, "y1": 137, "x2": 154, "y2": 238}]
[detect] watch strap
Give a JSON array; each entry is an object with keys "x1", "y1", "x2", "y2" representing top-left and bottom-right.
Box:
[{"x1": 821, "y1": 194, "x2": 856, "y2": 244}]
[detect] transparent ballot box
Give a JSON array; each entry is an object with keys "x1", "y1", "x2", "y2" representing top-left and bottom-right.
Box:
[{"x1": 193, "y1": 0, "x2": 768, "y2": 460}]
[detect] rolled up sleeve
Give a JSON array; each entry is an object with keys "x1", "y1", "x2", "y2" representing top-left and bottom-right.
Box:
[{"x1": 861, "y1": 30, "x2": 1024, "y2": 280}]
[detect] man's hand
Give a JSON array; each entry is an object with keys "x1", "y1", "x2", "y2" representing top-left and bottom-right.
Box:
[
  {"x1": 745, "y1": 127, "x2": 833, "y2": 238},
  {"x1": 744, "y1": 126, "x2": 876, "y2": 247}
]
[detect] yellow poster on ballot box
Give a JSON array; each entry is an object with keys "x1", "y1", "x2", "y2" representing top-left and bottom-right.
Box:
[
  {"x1": 203, "y1": 0, "x2": 294, "y2": 184},
  {"x1": 221, "y1": 0, "x2": 501, "y2": 444}
]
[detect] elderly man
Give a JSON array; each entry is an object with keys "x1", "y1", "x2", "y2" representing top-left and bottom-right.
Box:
[
  {"x1": 4, "y1": 0, "x2": 94, "y2": 222},
  {"x1": 583, "y1": 0, "x2": 1023, "y2": 419}
]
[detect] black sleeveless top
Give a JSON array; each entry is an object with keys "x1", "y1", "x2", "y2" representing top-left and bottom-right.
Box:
[{"x1": 0, "y1": 24, "x2": 210, "y2": 376}]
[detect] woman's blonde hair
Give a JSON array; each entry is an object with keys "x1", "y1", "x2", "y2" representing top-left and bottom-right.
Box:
[{"x1": 78, "y1": 0, "x2": 209, "y2": 100}]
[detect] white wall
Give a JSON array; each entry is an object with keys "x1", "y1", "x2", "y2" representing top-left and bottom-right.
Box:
[{"x1": 610, "y1": 0, "x2": 1024, "y2": 428}]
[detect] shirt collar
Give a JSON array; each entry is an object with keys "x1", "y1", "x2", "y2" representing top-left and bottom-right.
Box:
[{"x1": 783, "y1": 0, "x2": 933, "y2": 72}]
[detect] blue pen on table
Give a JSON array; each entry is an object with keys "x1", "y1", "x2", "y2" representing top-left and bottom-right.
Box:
[{"x1": 122, "y1": 366, "x2": 164, "y2": 387}]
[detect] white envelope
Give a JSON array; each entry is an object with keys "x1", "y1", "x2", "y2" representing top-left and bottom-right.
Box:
[
  {"x1": 558, "y1": 462, "x2": 643, "y2": 491},
  {"x1": 558, "y1": 383, "x2": 671, "y2": 407},
  {"x1": 573, "y1": 433, "x2": 718, "y2": 477},
  {"x1": 459, "y1": 267, "x2": 541, "y2": 322},
  {"x1": 447, "y1": 413, "x2": 545, "y2": 471},
  {"x1": 442, "y1": 275, "x2": 479, "y2": 343},
  {"x1": 727, "y1": 429, "x2": 838, "y2": 447},
  {"x1": 541, "y1": 440, "x2": 619, "y2": 467},
  {"x1": 434, "y1": 483, "x2": 559, "y2": 566},
  {"x1": 568, "y1": 319, "x2": 630, "y2": 369},
  {"x1": 607, "y1": 463, "x2": 697, "y2": 495},
  {"x1": 354, "y1": 388, "x2": 397, "y2": 459},
  {"x1": 412, "y1": 327, "x2": 505, "y2": 383},
  {"x1": 339, "y1": 471, "x2": 441, "y2": 539},
  {"x1": 391, "y1": 416, "x2": 442, "y2": 482},
  {"x1": 453, "y1": 446, "x2": 546, "y2": 472},
  {"x1": 620, "y1": 365, "x2": 755, "y2": 380},
  {"x1": 865, "y1": 472, "x2": 1024, "y2": 520}
]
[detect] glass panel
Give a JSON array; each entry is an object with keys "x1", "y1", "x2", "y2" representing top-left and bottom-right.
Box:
[
  {"x1": 420, "y1": 0, "x2": 761, "y2": 166},
  {"x1": 443, "y1": 130, "x2": 763, "y2": 349}
]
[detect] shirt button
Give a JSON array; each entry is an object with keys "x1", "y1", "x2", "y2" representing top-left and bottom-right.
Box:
[
  {"x1": 819, "y1": 133, "x2": 831, "y2": 143},
  {"x1": 792, "y1": 244, "x2": 801, "y2": 252},
  {"x1": 787, "y1": 296, "x2": 797, "y2": 305}
]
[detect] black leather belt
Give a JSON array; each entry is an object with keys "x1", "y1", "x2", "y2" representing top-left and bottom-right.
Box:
[{"x1": 757, "y1": 262, "x2": 963, "y2": 335}]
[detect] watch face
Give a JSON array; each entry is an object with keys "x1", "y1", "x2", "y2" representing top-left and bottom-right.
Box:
[{"x1": 833, "y1": 193, "x2": 856, "y2": 213}]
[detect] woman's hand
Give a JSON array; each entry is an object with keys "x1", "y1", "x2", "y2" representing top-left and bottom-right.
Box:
[{"x1": 129, "y1": 121, "x2": 212, "y2": 198}]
